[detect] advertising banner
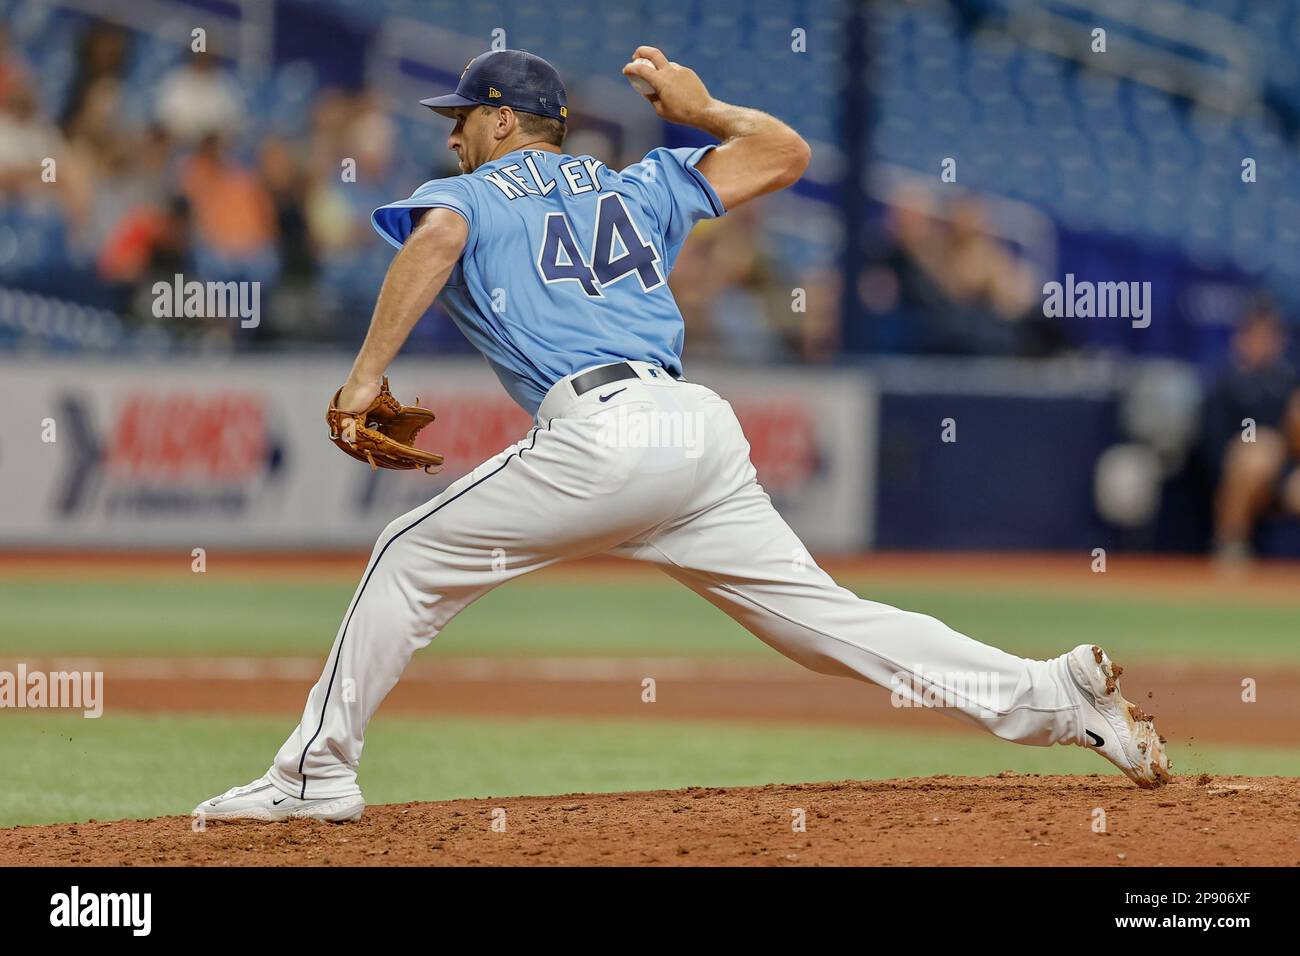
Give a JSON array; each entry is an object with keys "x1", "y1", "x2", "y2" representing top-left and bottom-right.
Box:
[{"x1": 0, "y1": 358, "x2": 874, "y2": 551}]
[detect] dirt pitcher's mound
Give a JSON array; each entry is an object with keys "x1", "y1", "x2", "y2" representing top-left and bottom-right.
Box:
[{"x1": 3, "y1": 774, "x2": 1296, "y2": 866}]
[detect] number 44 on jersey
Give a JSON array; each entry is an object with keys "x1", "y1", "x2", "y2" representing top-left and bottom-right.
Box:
[{"x1": 537, "y1": 193, "x2": 665, "y2": 297}]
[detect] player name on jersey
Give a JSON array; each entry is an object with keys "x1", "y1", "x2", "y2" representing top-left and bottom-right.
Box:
[{"x1": 482, "y1": 152, "x2": 607, "y2": 200}]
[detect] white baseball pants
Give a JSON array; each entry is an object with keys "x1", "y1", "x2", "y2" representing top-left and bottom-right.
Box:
[{"x1": 269, "y1": 362, "x2": 1085, "y2": 799}]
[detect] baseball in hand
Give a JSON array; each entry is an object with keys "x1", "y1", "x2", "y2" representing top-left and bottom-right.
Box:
[{"x1": 627, "y1": 57, "x2": 656, "y2": 95}]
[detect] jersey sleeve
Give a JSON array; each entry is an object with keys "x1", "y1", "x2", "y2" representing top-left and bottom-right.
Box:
[
  {"x1": 371, "y1": 176, "x2": 477, "y2": 249},
  {"x1": 619, "y1": 145, "x2": 726, "y2": 254}
]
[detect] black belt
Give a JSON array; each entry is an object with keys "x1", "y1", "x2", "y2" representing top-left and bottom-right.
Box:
[{"x1": 571, "y1": 362, "x2": 677, "y2": 396}]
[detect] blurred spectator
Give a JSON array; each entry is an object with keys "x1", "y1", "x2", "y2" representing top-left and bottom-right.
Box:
[
  {"x1": 96, "y1": 127, "x2": 176, "y2": 286},
  {"x1": 942, "y1": 197, "x2": 1036, "y2": 321},
  {"x1": 0, "y1": 80, "x2": 64, "y2": 192},
  {"x1": 180, "y1": 134, "x2": 278, "y2": 285},
  {"x1": 126, "y1": 196, "x2": 194, "y2": 332},
  {"x1": 0, "y1": 76, "x2": 93, "y2": 238},
  {"x1": 671, "y1": 204, "x2": 791, "y2": 363},
  {"x1": 88, "y1": 127, "x2": 167, "y2": 243},
  {"x1": 125, "y1": 192, "x2": 242, "y2": 350},
  {"x1": 859, "y1": 184, "x2": 950, "y2": 352},
  {"x1": 60, "y1": 22, "x2": 128, "y2": 130},
  {"x1": 258, "y1": 136, "x2": 320, "y2": 339},
  {"x1": 794, "y1": 265, "x2": 842, "y2": 362},
  {"x1": 155, "y1": 51, "x2": 243, "y2": 142},
  {"x1": 941, "y1": 197, "x2": 1061, "y2": 355},
  {"x1": 260, "y1": 137, "x2": 314, "y2": 282},
  {"x1": 305, "y1": 92, "x2": 406, "y2": 328},
  {"x1": 65, "y1": 71, "x2": 125, "y2": 150},
  {"x1": 863, "y1": 185, "x2": 1060, "y2": 356},
  {"x1": 0, "y1": 25, "x2": 32, "y2": 104},
  {"x1": 1202, "y1": 302, "x2": 1300, "y2": 564}
]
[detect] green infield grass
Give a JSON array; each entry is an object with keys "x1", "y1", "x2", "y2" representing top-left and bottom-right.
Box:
[
  {"x1": 1, "y1": 711, "x2": 1296, "y2": 827},
  {"x1": 1, "y1": 572, "x2": 1297, "y2": 665}
]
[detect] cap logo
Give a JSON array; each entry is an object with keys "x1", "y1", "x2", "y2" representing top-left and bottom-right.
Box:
[
  {"x1": 488, "y1": 87, "x2": 502, "y2": 98},
  {"x1": 559, "y1": 106, "x2": 568, "y2": 118}
]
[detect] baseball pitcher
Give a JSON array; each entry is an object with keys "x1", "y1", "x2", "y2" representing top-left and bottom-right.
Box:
[{"x1": 196, "y1": 48, "x2": 1169, "y2": 822}]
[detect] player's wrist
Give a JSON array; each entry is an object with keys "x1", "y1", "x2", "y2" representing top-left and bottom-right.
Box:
[
  {"x1": 346, "y1": 370, "x2": 385, "y2": 391},
  {"x1": 688, "y1": 98, "x2": 736, "y2": 137}
]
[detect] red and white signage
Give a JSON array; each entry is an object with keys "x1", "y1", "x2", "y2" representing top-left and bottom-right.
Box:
[{"x1": 0, "y1": 358, "x2": 874, "y2": 551}]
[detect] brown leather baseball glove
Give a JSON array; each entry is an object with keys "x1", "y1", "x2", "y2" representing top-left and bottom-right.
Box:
[{"x1": 326, "y1": 377, "x2": 444, "y2": 473}]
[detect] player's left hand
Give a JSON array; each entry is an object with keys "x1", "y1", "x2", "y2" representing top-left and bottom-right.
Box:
[
  {"x1": 326, "y1": 377, "x2": 444, "y2": 473},
  {"x1": 335, "y1": 377, "x2": 383, "y2": 415}
]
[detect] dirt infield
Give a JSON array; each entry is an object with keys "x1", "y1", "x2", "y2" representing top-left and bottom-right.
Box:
[
  {"x1": 10, "y1": 655, "x2": 1296, "y2": 746},
  {"x1": 1, "y1": 774, "x2": 1293, "y2": 866},
  {"x1": 5, "y1": 550, "x2": 1300, "y2": 603}
]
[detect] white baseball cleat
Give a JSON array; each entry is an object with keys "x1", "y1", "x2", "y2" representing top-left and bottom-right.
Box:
[
  {"x1": 192, "y1": 775, "x2": 364, "y2": 822},
  {"x1": 1066, "y1": 644, "x2": 1172, "y2": 789}
]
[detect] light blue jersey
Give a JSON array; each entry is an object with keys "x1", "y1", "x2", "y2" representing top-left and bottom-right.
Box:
[{"x1": 371, "y1": 145, "x2": 725, "y2": 413}]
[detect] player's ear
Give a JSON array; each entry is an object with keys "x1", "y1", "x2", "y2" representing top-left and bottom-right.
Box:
[{"x1": 495, "y1": 105, "x2": 515, "y2": 141}]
